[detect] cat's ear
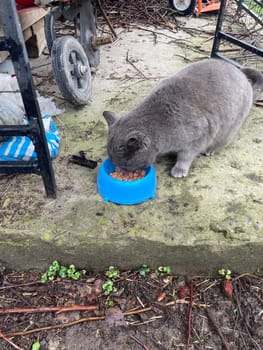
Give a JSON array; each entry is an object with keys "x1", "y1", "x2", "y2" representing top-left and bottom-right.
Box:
[
  {"x1": 103, "y1": 111, "x2": 117, "y2": 126},
  {"x1": 126, "y1": 133, "x2": 151, "y2": 153}
]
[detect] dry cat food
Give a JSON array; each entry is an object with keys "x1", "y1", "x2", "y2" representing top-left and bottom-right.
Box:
[{"x1": 110, "y1": 169, "x2": 146, "y2": 181}]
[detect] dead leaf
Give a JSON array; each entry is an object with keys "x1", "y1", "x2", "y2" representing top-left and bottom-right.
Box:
[
  {"x1": 178, "y1": 285, "x2": 188, "y2": 299},
  {"x1": 105, "y1": 306, "x2": 126, "y2": 327},
  {"x1": 56, "y1": 311, "x2": 80, "y2": 324},
  {"x1": 78, "y1": 279, "x2": 103, "y2": 299},
  {"x1": 223, "y1": 280, "x2": 233, "y2": 299}
]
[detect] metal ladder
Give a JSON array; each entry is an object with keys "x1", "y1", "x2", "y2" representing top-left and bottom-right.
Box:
[
  {"x1": 0, "y1": 0, "x2": 56, "y2": 198},
  {"x1": 211, "y1": 0, "x2": 263, "y2": 66}
]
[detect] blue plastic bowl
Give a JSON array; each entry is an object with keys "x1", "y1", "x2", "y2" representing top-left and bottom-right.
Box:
[{"x1": 97, "y1": 158, "x2": 157, "y2": 204}]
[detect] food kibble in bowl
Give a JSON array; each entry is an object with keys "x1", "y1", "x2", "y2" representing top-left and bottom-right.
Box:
[{"x1": 110, "y1": 169, "x2": 146, "y2": 181}]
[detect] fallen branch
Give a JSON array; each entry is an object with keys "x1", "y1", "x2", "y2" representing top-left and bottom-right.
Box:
[
  {"x1": 0, "y1": 304, "x2": 97, "y2": 315},
  {"x1": 0, "y1": 316, "x2": 105, "y2": 338},
  {"x1": 0, "y1": 299, "x2": 209, "y2": 338}
]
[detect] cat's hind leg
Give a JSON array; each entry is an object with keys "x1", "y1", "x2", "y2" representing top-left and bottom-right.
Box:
[{"x1": 171, "y1": 150, "x2": 196, "y2": 178}]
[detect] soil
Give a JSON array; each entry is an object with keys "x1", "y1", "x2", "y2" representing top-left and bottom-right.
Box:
[{"x1": 0, "y1": 266, "x2": 263, "y2": 350}]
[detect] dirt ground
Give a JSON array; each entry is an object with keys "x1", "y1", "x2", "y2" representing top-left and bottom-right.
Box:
[
  {"x1": 1, "y1": 1, "x2": 263, "y2": 349},
  {"x1": 0, "y1": 265, "x2": 263, "y2": 350}
]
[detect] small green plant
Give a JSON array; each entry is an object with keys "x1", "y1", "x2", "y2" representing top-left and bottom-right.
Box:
[
  {"x1": 102, "y1": 266, "x2": 120, "y2": 296},
  {"x1": 66, "y1": 264, "x2": 83, "y2": 280},
  {"x1": 139, "y1": 264, "x2": 151, "y2": 276},
  {"x1": 41, "y1": 260, "x2": 86, "y2": 283},
  {"x1": 156, "y1": 266, "x2": 171, "y2": 275},
  {"x1": 218, "y1": 268, "x2": 232, "y2": 280},
  {"x1": 105, "y1": 266, "x2": 120, "y2": 280},
  {"x1": 31, "y1": 341, "x2": 41, "y2": 350},
  {"x1": 102, "y1": 279, "x2": 117, "y2": 296},
  {"x1": 105, "y1": 299, "x2": 115, "y2": 307}
]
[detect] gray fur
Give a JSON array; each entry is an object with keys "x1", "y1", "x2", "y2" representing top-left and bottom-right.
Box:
[{"x1": 103, "y1": 59, "x2": 263, "y2": 178}]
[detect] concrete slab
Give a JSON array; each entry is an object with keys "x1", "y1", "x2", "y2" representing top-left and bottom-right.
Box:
[{"x1": 0, "y1": 16, "x2": 262, "y2": 274}]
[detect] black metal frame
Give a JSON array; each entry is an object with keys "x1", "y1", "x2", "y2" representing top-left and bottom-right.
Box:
[
  {"x1": 211, "y1": 0, "x2": 263, "y2": 66},
  {"x1": 0, "y1": 0, "x2": 57, "y2": 198}
]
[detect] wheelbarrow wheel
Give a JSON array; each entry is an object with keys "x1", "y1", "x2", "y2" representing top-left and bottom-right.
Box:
[
  {"x1": 169, "y1": 0, "x2": 196, "y2": 15},
  {"x1": 44, "y1": 2, "x2": 100, "y2": 68},
  {"x1": 51, "y1": 35, "x2": 92, "y2": 106},
  {"x1": 44, "y1": 7, "x2": 63, "y2": 54}
]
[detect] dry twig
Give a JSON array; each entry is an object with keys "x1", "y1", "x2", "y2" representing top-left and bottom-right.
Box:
[
  {"x1": 0, "y1": 305, "x2": 97, "y2": 315},
  {"x1": 0, "y1": 299, "x2": 209, "y2": 339},
  {"x1": 130, "y1": 334, "x2": 152, "y2": 350},
  {"x1": 0, "y1": 331, "x2": 24, "y2": 350},
  {"x1": 186, "y1": 279, "x2": 194, "y2": 349},
  {"x1": 126, "y1": 50, "x2": 148, "y2": 79}
]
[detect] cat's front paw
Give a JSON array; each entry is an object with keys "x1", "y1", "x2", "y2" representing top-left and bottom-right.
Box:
[
  {"x1": 171, "y1": 166, "x2": 188, "y2": 178},
  {"x1": 204, "y1": 150, "x2": 215, "y2": 156}
]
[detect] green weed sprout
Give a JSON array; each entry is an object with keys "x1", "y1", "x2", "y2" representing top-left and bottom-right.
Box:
[
  {"x1": 105, "y1": 299, "x2": 115, "y2": 307},
  {"x1": 102, "y1": 279, "x2": 117, "y2": 296},
  {"x1": 41, "y1": 261, "x2": 86, "y2": 283},
  {"x1": 102, "y1": 266, "x2": 120, "y2": 297},
  {"x1": 156, "y1": 266, "x2": 171, "y2": 276},
  {"x1": 139, "y1": 264, "x2": 151, "y2": 276},
  {"x1": 67, "y1": 264, "x2": 82, "y2": 280},
  {"x1": 31, "y1": 341, "x2": 41, "y2": 350},
  {"x1": 105, "y1": 266, "x2": 120, "y2": 280},
  {"x1": 218, "y1": 268, "x2": 232, "y2": 280}
]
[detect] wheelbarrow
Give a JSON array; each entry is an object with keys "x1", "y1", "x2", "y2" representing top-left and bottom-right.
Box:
[
  {"x1": 169, "y1": 0, "x2": 222, "y2": 16},
  {"x1": 17, "y1": 0, "x2": 109, "y2": 106}
]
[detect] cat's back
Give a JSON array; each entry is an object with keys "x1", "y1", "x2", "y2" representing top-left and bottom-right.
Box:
[
  {"x1": 152, "y1": 58, "x2": 253, "y2": 113},
  {"x1": 168, "y1": 58, "x2": 249, "y2": 87},
  {"x1": 175, "y1": 58, "x2": 238, "y2": 76},
  {"x1": 161, "y1": 58, "x2": 250, "y2": 93}
]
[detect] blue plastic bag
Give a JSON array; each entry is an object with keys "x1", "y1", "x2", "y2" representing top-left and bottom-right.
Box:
[{"x1": 0, "y1": 114, "x2": 60, "y2": 161}]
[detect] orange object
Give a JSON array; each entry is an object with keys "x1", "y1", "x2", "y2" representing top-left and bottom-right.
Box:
[{"x1": 196, "y1": 0, "x2": 223, "y2": 15}]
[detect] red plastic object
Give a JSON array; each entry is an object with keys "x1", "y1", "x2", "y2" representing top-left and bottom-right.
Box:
[{"x1": 16, "y1": 0, "x2": 35, "y2": 6}]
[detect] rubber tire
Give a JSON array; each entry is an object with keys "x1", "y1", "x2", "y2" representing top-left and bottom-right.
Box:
[
  {"x1": 44, "y1": 6, "x2": 100, "y2": 68},
  {"x1": 51, "y1": 35, "x2": 92, "y2": 106},
  {"x1": 169, "y1": 0, "x2": 196, "y2": 16},
  {"x1": 44, "y1": 7, "x2": 63, "y2": 54}
]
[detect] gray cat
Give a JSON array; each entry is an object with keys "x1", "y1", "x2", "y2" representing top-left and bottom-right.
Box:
[{"x1": 103, "y1": 58, "x2": 263, "y2": 178}]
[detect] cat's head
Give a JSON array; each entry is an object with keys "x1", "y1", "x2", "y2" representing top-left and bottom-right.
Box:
[{"x1": 103, "y1": 111, "x2": 156, "y2": 171}]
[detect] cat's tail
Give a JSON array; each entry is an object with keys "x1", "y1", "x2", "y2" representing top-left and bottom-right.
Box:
[{"x1": 241, "y1": 67, "x2": 263, "y2": 102}]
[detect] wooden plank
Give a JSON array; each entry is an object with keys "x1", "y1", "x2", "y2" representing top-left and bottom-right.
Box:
[
  {"x1": 26, "y1": 18, "x2": 47, "y2": 57},
  {"x1": 0, "y1": 6, "x2": 48, "y2": 62},
  {"x1": 18, "y1": 6, "x2": 48, "y2": 31}
]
